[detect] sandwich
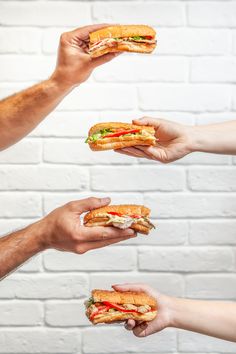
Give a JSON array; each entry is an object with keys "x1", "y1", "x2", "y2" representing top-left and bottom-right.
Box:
[
  {"x1": 85, "y1": 122, "x2": 156, "y2": 151},
  {"x1": 89, "y1": 25, "x2": 157, "y2": 58},
  {"x1": 85, "y1": 289, "x2": 158, "y2": 324},
  {"x1": 83, "y1": 204, "x2": 155, "y2": 235}
]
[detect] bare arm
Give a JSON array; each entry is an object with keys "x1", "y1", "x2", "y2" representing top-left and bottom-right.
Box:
[
  {"x1": 116, "y1": 118, "x2": 236, "y2": 163},
  {"x1": 114, "y1": 283, "x2": 236, "y2": 343},
  {"x1": 0, "y1": 24, "x2": 119, "y2": 151},
  {"x1": 0, "y1": 198, "x2": 135, "y2": 280},
  {"x1": 192, "y1": 120, "x2": 236, "y2": 155}
]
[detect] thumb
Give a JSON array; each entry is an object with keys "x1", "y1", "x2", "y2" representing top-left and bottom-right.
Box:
[
  {"x1": 71, "y1": 197, "x2": 111, "y2": 214},
  {"x1": 132, "y1": 117, "x2": 161, "y2": 128}
]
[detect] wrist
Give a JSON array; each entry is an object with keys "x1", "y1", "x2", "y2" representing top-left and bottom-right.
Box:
[
  {"x1": 30, "y1": 218, "x2": 53, "y2": 252},
  {"x1": 188, "y1": 125, "x2": 206, "y2": 153},
  {"x1": 49, "y1": 70, "x2": 80, "y2": 94},
  {"x1": 165, "y1": 296, "x2": 182, "y2": 328}
]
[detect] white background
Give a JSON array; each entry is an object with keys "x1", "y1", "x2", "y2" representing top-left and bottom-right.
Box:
[{"x1": 0, "y1": 0, "x2": 236, "y2": 353}]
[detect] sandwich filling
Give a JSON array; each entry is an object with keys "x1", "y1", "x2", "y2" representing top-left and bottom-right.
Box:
[
  {"x1": 86, "y1": 211, "x2": 155, "y2": 230},
  {"x1": 89, "y1": 36, "x2": 156, "y2": 54},
  {"x1": 85, "y1": 297, "x2": 156, "y2": 321},
  {"x1": 85, "y1": 128, "x2": 155, "y2": 144}
]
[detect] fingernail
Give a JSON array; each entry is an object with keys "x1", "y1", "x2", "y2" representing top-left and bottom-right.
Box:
[{"x1": 101, "y1": 197, "x2": 110, "y2": 203}]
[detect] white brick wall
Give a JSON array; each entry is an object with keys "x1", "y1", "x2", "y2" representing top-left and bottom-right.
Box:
[{"x1": 0, "y1": 1, "x2": 236, "y2": 353}]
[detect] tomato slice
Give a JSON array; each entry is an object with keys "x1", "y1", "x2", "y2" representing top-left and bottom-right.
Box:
[
  {"x1": 103, "y1": 129, "x2": 140, "y2": 139},
  {"x1": 145, "y1": 36, "x2": 153, "y2": 40},
  {"x1": 108, "y1": 211, "x2": 123, "y2": 217},
  {"x1": 90, "y1": 305, "x2": 110, "y2": 320},
  {"x1": 130, "y1": 214, "x2": 142, "y2": 219}
]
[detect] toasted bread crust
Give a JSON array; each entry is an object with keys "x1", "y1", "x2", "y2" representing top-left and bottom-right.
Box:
[
  {"x1": 84, "y1": 204, "x2": 150, "y2": 224},
  {"x1": 92, "y1": 290, "x2": 157, "y2": 308},
  {"x1": 88, "y1": 138, "x2": 155, "y2": 151},
  {"x1": 89, "y1": 122, "x2": 154, "y2": 136},
  {"x1": 90, "y1": 25, "x2": 156, "y2": 44},
  {"x1": 90, "y1": 41, "x2": 156, "y2": 58},
  {"x1": 92, "y1": 310, "x2": 157, "y2": 324}
]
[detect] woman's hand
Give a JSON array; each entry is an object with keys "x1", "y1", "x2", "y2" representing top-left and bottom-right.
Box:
[
  {"x1": 112, "y1": 283, "x2": 173, "y2": 337},
  {"x1": 116, "y1": 117, "x2": 193, "y2": 163}
]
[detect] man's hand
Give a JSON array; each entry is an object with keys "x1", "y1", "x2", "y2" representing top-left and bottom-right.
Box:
[
  {"x1": 39, "y1": 197, "x2": 135, "y2": 254},
  {"x1": 116, "y1": 117, "x2": 193, "y2": 163},
  {"x1": 51, "y1": 24, "x2": 120, "y2": 88},
  {"x1": 112, "y1": 283, "x2": 172, "y2": 337}
]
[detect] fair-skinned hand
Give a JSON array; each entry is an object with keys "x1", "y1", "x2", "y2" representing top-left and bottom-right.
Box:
[
  {"x1": 112, "y1": 283, "x2": 172, "y2": 337},
  {"x1": 51, "y1": 24, "x2": 121, "y2": 88},
  {"x1": 39, "y1": 197, "x2": 136, "y2": 254},
  {"x1": 116, "y1": 117, "x2": 193, "y2": 164}
]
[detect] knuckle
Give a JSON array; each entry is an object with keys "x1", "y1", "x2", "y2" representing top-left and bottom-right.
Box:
[
  {"x1": 60, "y1": 32, "x2": 68, "y2": 43},
  {"x1": 75, "y1": 245, "x2": 86, "y2": 254}
]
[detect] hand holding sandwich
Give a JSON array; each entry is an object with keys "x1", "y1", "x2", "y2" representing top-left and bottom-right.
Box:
[
  {"x1": 115, "y1": 283, "x2": 236, "y2": 343},
  {"x1": 51, "y1": 24, "x2": 121, "y2": 89},
  {"x1": 116, "y1": 118, "x2": 236, "y2": 163},
  {"x1": 116, "y1": 117, "x2": 193, "y2": 163},
  {"x1": 0, "y1": 197, "x2": 135, "y2": 280}
]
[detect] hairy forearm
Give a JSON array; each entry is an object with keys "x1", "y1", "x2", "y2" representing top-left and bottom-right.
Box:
[
  {"x1": 0, "y1": 221, "x2": 46, "y2": 280},
  {"x1": 0, "y1": 78, "x2": 72, "y2": 150},
  {"x1": 170, "y1": 297, "x2": 236, "y2": 342},
  {"x1": 191, "y1": 120, "x2": 236, "y2": 155}
]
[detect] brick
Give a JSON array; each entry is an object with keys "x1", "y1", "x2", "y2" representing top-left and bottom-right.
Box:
[
  {"x1": 42, "y1": 28, "x2": 70, "y2": 54},
  {"x1": 0, "y1": 139, "x2": 41, "y2": 164},
  {"x1": 138, "y1": 84, "x2": 230, "y2": 112},
  {"x1": 125, "y1": 220, "x2": 187, "y2": 246},
  {"x1": 0, "y1": 166, "x2": 89, "y2": 191},
  {"x1": 43, "y1": 192, "x2": 144, "y2": 214},
  {"x1": 158, "y1": 28, "x2": 231, "y2": 55},
  {"x1": 91, "y1": 166, "x2": 185, "y2": 191},
  {"x1": 189, "y1": 220, "x2": 236, "y2": 245},
  {"x1": 135, "y1": 111, "x2": 196, "y2": 126},
  {"x1": 0, "y1": 28, "x2": 41, "y2": 54},
  {"x1": 0, "y1": 274, "x2": 88, "y2": 299},
  {"x1": 196, "y1": 112, "x2": 236, "y2": 125},
  {"x1": 31, "y1": 111, "x2": 101, "y2": 138},
  {"x1": 144, "y1": 193, "x2": 236, "y2": 218},
  {"x1": 44, "y1": 247, "x2": 136, "y2": 271},
  {"x1": 138, "y1": 247, "x2": 234, "y2": 272},
  {"x1": 93, "y1": 1, "x2": 185, "y2": 26},
  {"x1": 0, "y1": 55, "x2": 54, "y2": 82},
  {"x1": 0, "y1": 193, "x2": 41, "y2": 218},
  {"x1": 94, "y1": 56, "x2": 188, "y2": 83},
  {"x1": 43, "y1": 138, "x2": 138, "y2": 165},
  {"x1": 58, "y1": 84, "x2": 136, "y2": 111},
  {"x1": 173, "y1": 152, "x2": 230, "y2": 165},
  {"x1": 90, "y1": 273, "x2": 184, "y2": 297},
  {"x1": 0, "y1": 301, "x2": 43, "y2": 326},
  {"x1": 179, "y1": 329, "x2": 236, "y2": 353},
  {"x1": 186, "y1": 274, "x2": 236, "y2": 300},
  {"x1": 0, "y1": 1, "x2": 91, "y2": 26},
  {"x1": 17, "y1": 255, "x2": 42, "y2": 273},
  {"x1": 0, "y1": 329, "x2": 80, "y2": 353},
  {"x1": 188, "y1": 167, "x2": 236, "y2": 191},
  {"x1": 0, "y1": 219, "x2": 32, "y2": 235},
  {"x1": 45, "y1": 300, "x2": 90, "y2": 327},
  {"x1": 0, "y1": 83, "x2": 29, "y2": 100},
  {"x1": 83, "y1": 327, "x2": 177, "y2": 353},
  {"x1": 191, "y1": 58, "x2": 236, "y2": 83},
  {"x1": 188, "y1": 1, "x2": 236, "y2": 28}
]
